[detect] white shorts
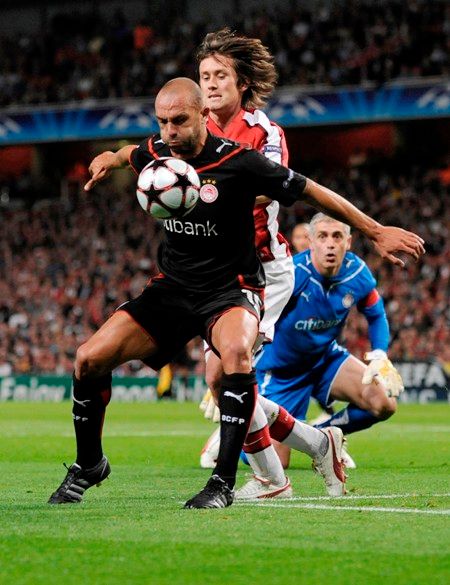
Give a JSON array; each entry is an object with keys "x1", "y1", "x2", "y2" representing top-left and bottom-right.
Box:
[{"x1": 259, "y1": 254, "x2": 295, "y2": 342}]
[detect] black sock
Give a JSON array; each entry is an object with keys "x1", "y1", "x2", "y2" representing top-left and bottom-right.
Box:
[
  {"x1": 72, "y1": 373, "x2": 112, "y2": 468},
  {"x1": 213, "y1": 371, "x2": 257, "y2": 489}
]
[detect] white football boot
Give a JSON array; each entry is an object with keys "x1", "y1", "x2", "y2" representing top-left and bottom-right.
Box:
[
  {"x1": 341, "y1": 437, "x2": 357, "y2": 469},
  {"x1": 313, "y1": 427, "x2": 347, "y2": 496},
  {"x1": 235, "y1": 475, "x2": 292, "y2": 500},
  {"x1": 199, "y1": 427, "x2": 221, "y2": 469}
]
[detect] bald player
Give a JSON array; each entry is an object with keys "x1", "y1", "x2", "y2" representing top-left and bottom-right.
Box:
[{"x1": 48, "y1": 77, "x2": 424, "y2": 509}]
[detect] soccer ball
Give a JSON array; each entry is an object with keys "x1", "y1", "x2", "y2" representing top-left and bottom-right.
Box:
[{"x1": 136, "y1": 158, "x2": 200, "y2": 219}]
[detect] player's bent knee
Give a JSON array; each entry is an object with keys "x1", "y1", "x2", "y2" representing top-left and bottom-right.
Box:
[
  {"x1": 377, "y1": 398, "x2": 397, "y2": 419},
  {"x1": 75, "y1": 344, "x2": 111, "y2": 379},
  {"x1": 367, "y1": 387, "x2": 397, "y2": 419},
  {"x1": 219, "y1": 342, "x2": 253, "y2": 373}
]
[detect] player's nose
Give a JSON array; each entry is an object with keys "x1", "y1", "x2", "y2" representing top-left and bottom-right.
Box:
[{"x1": 166, "y1": 123, "x2": 177, "y2": 137}]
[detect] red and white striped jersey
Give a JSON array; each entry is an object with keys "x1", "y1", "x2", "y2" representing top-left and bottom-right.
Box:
[{"x1": 207, "y1": 108, "x2": 291, "y2": 263}]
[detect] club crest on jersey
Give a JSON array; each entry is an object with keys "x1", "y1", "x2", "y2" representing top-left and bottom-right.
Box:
[
  {"x1": 200, "y1": 179, "x2": 219, "y2": 203},
  {"x1": 342, "y1": 293, "x2": 354, "y2": 308}
]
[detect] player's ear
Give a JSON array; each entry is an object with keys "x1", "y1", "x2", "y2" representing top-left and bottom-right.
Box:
[
  {"x1": 238, "y1": 79, "x2": 249, "y2": 93},
  {"x1": 346, "y1": 235, "x2": 352, "y2": 250},
  {"x1": 201, "y1": 106, "x2": 210, "y2": 121}
]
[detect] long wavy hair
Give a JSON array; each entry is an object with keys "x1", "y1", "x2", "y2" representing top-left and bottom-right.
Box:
[{"x1": 196, "y1": 28, "x2": 277, "y2": 109}]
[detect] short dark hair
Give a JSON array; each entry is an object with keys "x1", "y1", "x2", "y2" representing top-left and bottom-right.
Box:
[{"x1": 196, "y1": 28, "x2": 277, "y2": 109}]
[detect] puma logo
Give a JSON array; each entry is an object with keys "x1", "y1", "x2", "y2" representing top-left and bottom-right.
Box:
[
  {"x1": 223, "y1": 391, "x2": 248, "y2": 403},
  {"x1": 216, "y1": 139, "x2": 233, "y2": 153},
  {"x1": 300, "y1": 292, "x2": 311, "y2": 302},
  {"x1": 73, "y1": 397, "x2": 91, "y2": 408}
]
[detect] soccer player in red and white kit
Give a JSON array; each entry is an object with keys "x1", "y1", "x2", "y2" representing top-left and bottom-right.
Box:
[{"x1": 195, "y1": 29, "x2": 302, "y2": 496}]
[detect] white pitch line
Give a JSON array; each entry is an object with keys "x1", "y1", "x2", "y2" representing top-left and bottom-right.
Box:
[
  {"x1": 236, "y1": 502, "x2": 450, "y2": 515},
  {"x1": 287, "y1": 493, "x2": 450, "y2": 501}
]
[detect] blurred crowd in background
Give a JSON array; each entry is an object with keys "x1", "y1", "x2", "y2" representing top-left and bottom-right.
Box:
[
  {"x1": 0, "y1": 0, "x2": 448, "y2": 377},
  {"x1": 0, "y1": 0, "x2": 448, "y2": 106},
  {"x1": 0, "y1": 162, "x2": 448, "y2": 376}
]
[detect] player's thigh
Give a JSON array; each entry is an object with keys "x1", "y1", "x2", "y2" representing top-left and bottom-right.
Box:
[
  {"x1": 331, "y1": 355, "x2": 388, "y2": 411},
  {"x1": 210, "y1": 308, "x2": 259, "y2": 373},
  {"x1": 76, "y1": 310, "x2": 157, "y2": 377}
]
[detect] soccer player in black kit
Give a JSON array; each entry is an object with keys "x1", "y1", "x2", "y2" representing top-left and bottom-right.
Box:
[{"x1": 48, "y1": 78, "x2": 425, "y2": 509}]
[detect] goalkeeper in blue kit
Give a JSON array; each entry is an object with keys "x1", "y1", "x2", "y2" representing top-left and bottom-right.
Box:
[{"x1": 246, "y1": 212, "x2": 404, "y2": 477}]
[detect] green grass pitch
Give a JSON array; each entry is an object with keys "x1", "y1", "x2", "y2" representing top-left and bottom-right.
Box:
[{"x1": 1, "y1": 401, "x2": 449, "y2": 585}]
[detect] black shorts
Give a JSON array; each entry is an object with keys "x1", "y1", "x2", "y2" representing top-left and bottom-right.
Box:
[{"x1": 118, "y1": 279, "x2": 263, "y2": 370}]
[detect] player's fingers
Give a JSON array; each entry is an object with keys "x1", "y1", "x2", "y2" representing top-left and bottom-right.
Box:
[
  {"x1": 385, "y1": 252, "x2": 404, "y2": 267},
  {"x1": 84, "y1": 178, "x2": 96, "y2": 191},
  {"x1": 402, "y1": 238, "x2": 425, "y2": 257},
  {"x1": 403, "y1": 233, "x2": 425, "y2": 255}
]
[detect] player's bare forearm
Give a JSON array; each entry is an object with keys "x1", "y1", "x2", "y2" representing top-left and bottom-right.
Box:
[
  {"x1": 84, "y1": 145, "x2": 137, "y2": 191},
  {"x1": 302, "y1": 178, "x2": 425, "y2": 266},
  {"x1": 303, "y1": 178, "x2": 381, "y2": 235}
]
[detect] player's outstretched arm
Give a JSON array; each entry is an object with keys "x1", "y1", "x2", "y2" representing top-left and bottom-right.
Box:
[
  {"x1": 84, "y1": 145, "x2": 137, "y2": 191},
  {"x1": 302, "y1": 178, "x2": 425, "y2": 266}
]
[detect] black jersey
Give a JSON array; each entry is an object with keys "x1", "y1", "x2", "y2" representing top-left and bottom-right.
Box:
[{"x1": 130, "y1": 132, "x2": 306, "y2": 293}]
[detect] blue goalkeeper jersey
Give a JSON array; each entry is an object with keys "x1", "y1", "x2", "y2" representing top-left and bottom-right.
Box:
[{"x1": 255, "y1": 250, "x2": 389, "y2": 372}]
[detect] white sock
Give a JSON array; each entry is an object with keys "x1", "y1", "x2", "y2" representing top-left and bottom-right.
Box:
[
  {"x1": 284, "y1": 420, "x2": 328, "y2": 458},
  {"x1": 257, "y1": 394, "x2": 280, "y2": 423},
  {"x1": 259, "y1": 395, "x2": 327, "y2": 458},
  {"x1": 245, "y1": 402, "x2": 286, "y2": 486}
]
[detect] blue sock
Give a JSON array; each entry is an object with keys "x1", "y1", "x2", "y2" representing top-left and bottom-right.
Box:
[{"x1": 314, "y1": 404, "x2": 379, "y2": 434}]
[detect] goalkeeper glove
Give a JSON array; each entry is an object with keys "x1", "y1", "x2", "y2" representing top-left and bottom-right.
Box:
[
  {"x1": 362, "y1": 350, "x2": 404, "y2": 397},
  {"x1": 199, "y1": 388, "x2": 220, "y2": 422}
]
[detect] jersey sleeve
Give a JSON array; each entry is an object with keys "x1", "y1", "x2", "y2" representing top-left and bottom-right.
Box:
[
  {"x1": 239, "y1": 149, "x2": 306, "y2": 206},
  {"x1": 357, "y1": 290, "x2": 390, "y2": 352},
  {"x1": 129, "y1": 138, "x2": 155, "y2": 174},
  {"x1": 261, "y1": 123, "x2": 289, "y2": 166},
  {"x1": 349, "y1": 257, "x2": 389, "y2": 351}
]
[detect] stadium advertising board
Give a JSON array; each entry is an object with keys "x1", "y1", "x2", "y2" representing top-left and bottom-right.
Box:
[
  {"x1": 0, "y1": 362, "x2": 448, "y2": 402},
  {"x1": 0, "y1": 81, "x2": 449, "y2": 144}
]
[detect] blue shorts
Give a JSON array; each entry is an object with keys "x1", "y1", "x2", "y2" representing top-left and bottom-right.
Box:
[{"x1": 256, "y1": 341, "x2": 350, "y2": 420}]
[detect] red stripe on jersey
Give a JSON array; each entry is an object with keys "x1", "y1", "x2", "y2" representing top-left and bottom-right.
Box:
[
  {"x1": 147, "y1": 138, "x2": 160, "y2": 160},
  {"x1": 269, "y1": 406, "x2": 295, "y2": 442},
  {"x1": 145, "y1": 272, "x2": 165, "y2": 287},
  {"x1": 359, "y1": 289, "x2": 380, "y2": 308},
  {"x1": 196, "y1": 146, "x2": 246, "y2": 173},
  {"x1": 243, "y1": 425, "x2": 272, "y2": 454},
  {"x1": 128, "y1": 145, "x2": 140, "y2": 175}
]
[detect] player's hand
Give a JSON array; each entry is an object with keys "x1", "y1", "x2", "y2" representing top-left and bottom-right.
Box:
[
  {"x1": 84, "y1": 151, "x2": 118, "y2": 191},
  {"x1": 199, "y1": 389, "x2": 220, "y2": 422},
  {"x1": 362, "y1": 350, "x2": 404, "y2": 397},
  {"x1": 372, "y1": 226, "x2": 425, "y2": 267}
]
